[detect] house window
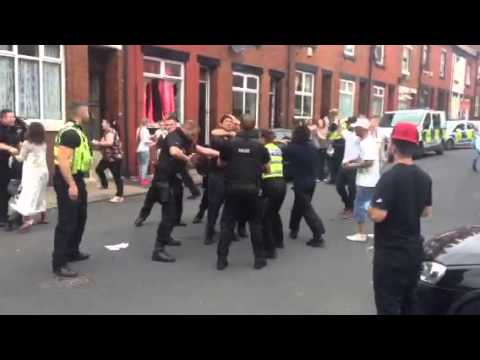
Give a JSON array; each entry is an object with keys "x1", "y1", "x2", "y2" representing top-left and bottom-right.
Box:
[
  {"x1": 344, "y1": 45, "x2": 355, "y2": 57},
  {"x1": 475, "y1": 96, "x2": 480, "y2": 118},
  {"x1": 466, "y1": 64, "x2": 471, "y2": 86},
  {"x1": 0, "y1": 45, "x2": 64, "y2": 126},
  {"x1": 294, "y1": 70, "x2": 315, "y2": 119},
  {"x1": 143, "y1": 57, "x2": 185, "y2": 122},
  {"x1": 339, "y1": 79, "x2": 355, "y2": 119},
  {"x1": 422, "y1": 45, "x2": 430, "y2": 70},
  {"x1": 371, "y1": 86, "x2": 385, "y2": 117},
  {"x1": 440, "y1": 50, "x2": 447, "y2": 79},
  {"x1": 477, "y1": 64, "x2": 480, "y2": 81},
  {"x1": 232, "y1": 72, "x2": 259, "y2": 124},
  {"x1": 402, "y1": 46, "x2": 412, "y2": 75},
  {"x1": 374, "y1": 45, "x2": 384, "y2": 66}
]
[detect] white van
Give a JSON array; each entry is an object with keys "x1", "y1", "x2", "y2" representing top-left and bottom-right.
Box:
[{"x1": 379, "y1": 109, "x2": 446, "y2": 157}]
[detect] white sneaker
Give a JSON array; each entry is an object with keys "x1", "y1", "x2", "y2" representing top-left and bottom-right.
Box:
[
  {"x1": 346, "y1": 233, "x2": 368, "y2": 242},
  {"x1": 110, "y1": 196, "x2": 124, "y2": 203}
]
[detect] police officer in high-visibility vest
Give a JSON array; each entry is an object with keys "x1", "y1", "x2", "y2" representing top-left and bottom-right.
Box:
[
  {"x1": 260, "y1": 129, "x2": 287, "y2": 258},
  {"x1": 52, "y1": 103, "x2": 93, "y2": 278},
  {"x1": 326, "y1": 109, "x2": 346, "y2": 184}
]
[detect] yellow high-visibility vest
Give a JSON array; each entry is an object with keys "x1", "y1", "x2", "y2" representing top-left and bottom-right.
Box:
[
  {"x1": 263, "y1": 142, "x2": 283, "y2": 179},
  {"x1": 54, "y1": 122, "x2": 93, "y2": 175}
]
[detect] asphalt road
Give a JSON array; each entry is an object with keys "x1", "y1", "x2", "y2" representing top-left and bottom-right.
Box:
[{"x1": 1, "y1": 148, "x2": 479, "y2": 314}]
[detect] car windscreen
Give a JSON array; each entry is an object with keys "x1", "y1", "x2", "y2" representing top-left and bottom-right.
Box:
[
  {"x1": 379, "y1": 113, "x2": 394, "y2": 127},
  {"x1": 391, "y1": 111, "x2": 425, "y2": 127}
]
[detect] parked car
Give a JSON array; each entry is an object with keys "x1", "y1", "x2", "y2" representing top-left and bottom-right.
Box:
[
  {"x1": 417, "y1": 225, "x2": 480, "y2": 314},
  {"x1": 379, "y1": 109, "x2": 446, "y2": 158},
  {"x1": 444, "y1": 120, "x2": 478, "y2": 150}
]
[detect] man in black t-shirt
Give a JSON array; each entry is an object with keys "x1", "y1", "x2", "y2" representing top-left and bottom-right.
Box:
[
  {"x1": 0, "y1": 109, "x2": 20, "y2": 227},
  {"x1": 149, "y1": 118, "x2": 219, "y2": 263},
  {"x1": 216, "y1": 115, "x2": 271, "y2": 271},
  {"x1": 368, "y1": 123, "x2": 432, "y2": 315}
]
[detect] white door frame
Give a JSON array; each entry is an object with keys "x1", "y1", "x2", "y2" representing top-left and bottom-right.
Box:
[{"x1": 200, "y1": 67, "x2": 211, "y2": 145}]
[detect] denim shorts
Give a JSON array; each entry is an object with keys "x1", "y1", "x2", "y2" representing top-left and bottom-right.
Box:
[{"x1": 353, "y1": 186, "x2": 375, "y2": 224}]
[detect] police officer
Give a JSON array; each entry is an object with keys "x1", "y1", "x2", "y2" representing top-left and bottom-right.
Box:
[
  {"x1": 326, "y1": 109, "x2": 345, "y2": 184},
  {"x1": 151, "y1": 118, "x2": 218, "y2": 263},
  {"x1": 52, "y1": 103, "x2": 93, "y2": 278},
  {"x1": 0, "y1": 109, "x2": 20, "y2": 228},
  {"x1": 216, "y1": 115, "x2": 271, "y2": 271},
  {"x1": 368, "y1": 122, "x2": 432, "y2": 315},
  {"x1": 260, "y1": 129, "x2": 287, "y2": 258}
]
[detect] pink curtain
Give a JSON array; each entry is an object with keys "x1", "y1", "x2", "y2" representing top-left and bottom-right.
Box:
[
  {"x1": 144, "y1": 82, "x2": 154, "y2": 124},
  {"x1": 159, "y1": 79, "x2": 175, "y2": 118}
]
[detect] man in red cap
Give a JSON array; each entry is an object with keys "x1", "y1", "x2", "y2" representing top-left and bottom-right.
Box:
[{"x1": 368, "y1": 122, "x2": 432, "y2": 315}]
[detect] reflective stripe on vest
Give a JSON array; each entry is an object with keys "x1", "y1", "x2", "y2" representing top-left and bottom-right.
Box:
[
  {"x1": 263, "y1": 143, "x2": 283, "y2": 179},
  {"x1": 422, "y1": 129, "x2": 432, "y2": 143},
  {"x1": 54, "y1": 123, "x2": 93, "y2": 175}
]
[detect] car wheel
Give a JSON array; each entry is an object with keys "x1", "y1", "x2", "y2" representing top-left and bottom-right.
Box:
[
  {"x1": 435, "y1": 145, "x2": 444, "y2": 155},
  {"x1": 445, "y1": 139, "x2": 454, "y2": 151},
  {"x1": 455, "y1": 299, "x2": 480, "y2": 315}
]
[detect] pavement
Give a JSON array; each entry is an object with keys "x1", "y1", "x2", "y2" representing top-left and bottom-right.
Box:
[{"x1": 1, "y1": 148, "x2": 479, "y2": 314}]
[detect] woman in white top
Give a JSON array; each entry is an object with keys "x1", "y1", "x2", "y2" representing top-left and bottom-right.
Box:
[
  {"x1": 136, "y1": 118, "x2": 152, "y2": 187},
  {"x1": 10, "y1": 122, "x2": 49, "y2": 232},
  {"x1": 309, "y1": 118, "x2": 329, "y2": 181}
]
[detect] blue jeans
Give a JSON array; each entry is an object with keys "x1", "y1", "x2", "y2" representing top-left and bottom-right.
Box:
[
  {"x1": 137, "y1": 151, "x2": 150, "y2": 180},
  {"x1": 473, "y1": 151, "x2": 480, "y2": 172},
  {"x1": 353, "y1": 186, "x2": 375, "y2": 224}
]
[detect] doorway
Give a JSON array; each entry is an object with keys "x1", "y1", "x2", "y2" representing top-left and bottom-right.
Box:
[
  {"x1": 199, "y1": 67, "x2": 211, "y2": 145},
  {"x1": 269, "y1": 76, "x2": 282, "y2": 128},
  {"x1": 387, "y1": 85, "x2": 395, "y2": 111},
  {"x1": 88, "y1": 47, "x2": 109, "y2": 142},
  {"x1": 320, "y1": 71, "x2": 332, "y2": 118}
]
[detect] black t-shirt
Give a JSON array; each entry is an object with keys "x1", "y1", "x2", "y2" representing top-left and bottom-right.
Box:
[
  {"x1": 371, "y1": 163, "x2": 432, "y2": 254},
  {"x1": 283, "y1": 142, "x2": 318, "y2": 190},
  {"x1": 0, "y1": 124, "x2": 20, "y2": 165},
  {"x1": 209, "y1": 133, "x2": 233, "y2": 174},
  {"x1": 155, "y1": 128, "x2": 192, "y2": 182},
  {"x1": 221, "y1": 130, "x2": 270, "y2": 189}
]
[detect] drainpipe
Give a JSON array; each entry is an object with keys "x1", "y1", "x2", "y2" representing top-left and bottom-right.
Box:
[
  {"x1": 286, "y1": 45, "x2": 293, "y2": 128},
  {"x1": 366, "y1": 45, "x2": 374, "y2": 117},
  {"x1": 417, "y1": 46, "x2": 424, "y2": 108},
  {"x1": 123, "y1": 45, "x2": 130, "y2": 177}
]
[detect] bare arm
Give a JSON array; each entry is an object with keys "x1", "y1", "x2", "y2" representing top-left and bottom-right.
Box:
[
  {"x1": 345, "y1": 159, "x2": 374, "y2": 169},
  {"x1": 263, "y1": 163, "x2": 271, "y2": 174},
  {"x1": 0, "y1": 142, "x2": 19, "y2": 155},
  {"x1": 169, "y1": 146, "x2": 190, "y2": 163},
  {"x1": 422, "y1": 206, "x2": 432, "y2": 218},
  {"x1": 211, "y1": 129, "x2": 235, "y2": 137},
  {"x1": 15, "y1": 142, "x2": 30, "y2": 162},
  {"x1": 95, "y1": 133, "x2": 114, "y2": 147},
  {"x1": 195, "y1": 145, "x2": 219, "y2": 158},
  {"x1": 368, "y1": 207, "x2": 388, "y2": 223}
]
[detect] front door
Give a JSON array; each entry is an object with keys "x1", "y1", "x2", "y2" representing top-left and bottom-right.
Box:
[
  {"x1": 320, "y1": 72, "x2": 332, "y2": 118},
  {"x1": 198, "y1": 67, "x2": 210, "y2": 145}
]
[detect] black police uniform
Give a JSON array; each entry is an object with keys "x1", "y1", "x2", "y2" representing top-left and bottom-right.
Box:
[
  {"x1": 152, "y1": 128, "x2": 192, "y2": 262},
  {"x1": 371, "y1": 163, "x2": 432, "y2": 315},
  {"x1": 0, "y1": 123, "x2": 20, "y2": 225},
  {"x1": 216, "y1": 130, "x2": 270, "y2": 269},
  {"x1": 52, "y1": 122, "x2": 90, "y2": 273},
  {"x1": 285, "y1": 141, "x2": 326, "y2": 245},
  {"x1": 262, "y1": 143, "x2": 287, "y2": 255},
  {"x1": 136, "y1": 130, "x2": 186, "y2": 227},
  {"x1": 205, "y1": 133, "x2": 247, "y2": 244}
]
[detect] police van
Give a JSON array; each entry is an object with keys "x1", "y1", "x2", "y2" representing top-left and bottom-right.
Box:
[
  {"x1": 379, "y1": 109, "x2": 446, "y2": 157},
  {"x1": 444, "y1": 120, "x2": 478, "y2": 150}
]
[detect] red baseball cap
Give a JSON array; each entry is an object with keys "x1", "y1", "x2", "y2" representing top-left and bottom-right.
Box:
[{"x1": 391, "y1": 122, "x2": 419, "y2": 145}]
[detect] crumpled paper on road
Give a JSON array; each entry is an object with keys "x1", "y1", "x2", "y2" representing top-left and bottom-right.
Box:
[{"x1": 105, "y1": 243, "x2": 129, "y2": 251}]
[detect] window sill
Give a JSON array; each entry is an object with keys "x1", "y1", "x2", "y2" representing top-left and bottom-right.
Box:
[
  {"x1": 343, "y1": 54, "x2": 356, "y2": 61},
  {"x1": 25, "y1": 119, "x2": 64, "y2": 132},
  {"x1": 374, "y1": 62, "x2": 385, "y2": 69}
]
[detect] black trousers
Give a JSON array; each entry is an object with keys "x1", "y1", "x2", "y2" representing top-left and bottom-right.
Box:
[
  {"x1": 327, "y1": 143, "x2": 345, "y2": 183},
  {"x1": 335, "y1": 167, "x2": 357, "y2": 210},
  {"x1": 262, "y1": 178, "x2": 287, "y2": 251},
  {"x1": 52, "y1": 172, "x2": 88, "y2": 270},
  {"x1": 155, "y1": 178, "x2": 182, "y2": 250},
  {"x1": 206, "y1": 173, "x2": 226, "y2": 238},
  {"x1": 373, "y1": 261, "x2": 422, "y2": 315},
  {"x1": 217, "y1": 194, "x2": 264, "y2": 260},
  {"x1": 197, "y1": 175, "x2": 209, "y2": 215},
  {"x1": 138, "y1": 175, "x2": 183, "y2": 224},
  {"x1": 289, "y1": 184, "x2": 325, "y2": 239},
  {"x1": 180, "y1": 167, "x2": 200, "y2": 197},
  {"x1": 96, "y1": 158, "x2": 124, "y2": 197},
  {"x1": 317, "y1": 148, "x2": 328, "y2": 181},
  {"x1": 0, "y1": 163, "x2": 12, "y2": 223}
]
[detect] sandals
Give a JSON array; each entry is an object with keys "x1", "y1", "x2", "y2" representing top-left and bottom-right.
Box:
[{"x1": 19, "y1": 220, "x2": 35, "y2": 233}]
